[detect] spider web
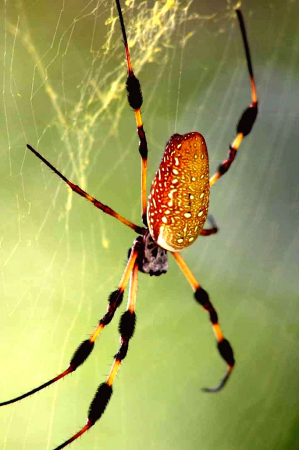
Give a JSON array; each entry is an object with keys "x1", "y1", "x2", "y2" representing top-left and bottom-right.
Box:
[{"x1": 1, "y1": 1, "x2": 299, "y2": 449}]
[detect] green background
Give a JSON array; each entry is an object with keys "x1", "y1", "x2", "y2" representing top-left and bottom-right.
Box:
[{"x1": 0, "y1": 1, "x2": 298, "y2": 449}]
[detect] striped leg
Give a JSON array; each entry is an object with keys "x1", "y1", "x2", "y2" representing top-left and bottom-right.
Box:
[
  {"x1": 0, "y1": 238, "x2": 141, "y2": 407},
  {"x1": 54, "y1": 252, "x2": 139, "y2": 449},
  {"x1": 172, "y1": 252, "x2": 235, "y2": 393},
  {"x1": 27, "y1": 144, "x2": 145, "y2": 235},
  {"x1": 115, "y1": 0, "x2": 148, "y2": 225},
  {"x1": 209, "y1": 9, "x2": 258, "y2": 188}
]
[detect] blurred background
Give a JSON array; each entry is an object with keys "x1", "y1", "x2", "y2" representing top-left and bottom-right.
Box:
[{"x1": 0, "y1": 0, "x2": 298, "y2": 449}]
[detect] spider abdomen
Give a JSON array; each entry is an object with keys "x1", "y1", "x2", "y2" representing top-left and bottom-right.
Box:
[{"x1": 147, "y1": 132, "x2": 209, "y2": 252}]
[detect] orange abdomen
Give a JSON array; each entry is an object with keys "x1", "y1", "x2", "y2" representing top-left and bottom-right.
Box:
[{"x1": 147, "y1": 132, "x2": 209, "y2": 252}]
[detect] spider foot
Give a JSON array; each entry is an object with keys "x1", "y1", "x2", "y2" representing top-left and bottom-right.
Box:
[
  {"x1": 201, "y1": 367, "x2": 232, "y2": 393},
  {"x1": 202, "y1": 339, "x2": 235, "y2": 393}
]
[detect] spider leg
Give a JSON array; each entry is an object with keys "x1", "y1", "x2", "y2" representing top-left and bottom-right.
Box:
[
  {"x1": 0, "y1": 238, "x2": 142, "y2": 407},
  {"x1": 209, "y1": 9, "x2": 258, "y2": 188},
  {"x1": 53, "y1": 255, "x2": 139, "y2": 449},
  {"x1": 27, "y1": 144, "x2": 145, "y2": 235},
  {"x1": 115, "y1": 0, "x2": 148, "y2": 226},
  {"x1": 172, "y1": 252, "x2": 235, "y2": 393},
  {"x1": 200, "y1": 214, "x2": 219, "y2": 237}
]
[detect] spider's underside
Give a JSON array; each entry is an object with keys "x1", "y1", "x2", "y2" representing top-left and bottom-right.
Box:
[
  {"x1": 0, "y1": 1, "x2": 258, "y2": 449},
  {"x1": 137, "y1": 231, "x2": 168, "y2": 276}
]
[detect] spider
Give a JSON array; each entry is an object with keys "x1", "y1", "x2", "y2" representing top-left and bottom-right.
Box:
[{"x1": 1, "y1": 1, "x2": 258, "y2": 449}]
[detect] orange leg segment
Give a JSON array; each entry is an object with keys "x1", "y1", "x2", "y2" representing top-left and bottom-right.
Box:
[{"x1": 172, "y1": 252, "x2": 235, "y2": 393}]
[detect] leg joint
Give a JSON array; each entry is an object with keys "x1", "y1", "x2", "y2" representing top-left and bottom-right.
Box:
[
  {"x1": 118, "y1": 310, "x2": 136, "y2": 340},
  {"x1": 115, "y1": 342, "x2": 128, "y2": 361},
  {"x1": 218, "y1": 339, "x2": 235, "y2": 367},
  {"x1": 237, "y1": 103, "x2": 258, "y2": 136},
  {"x1": 126, "y1": 74, "x2": 143, "y2": 110},
  {"x1": 194, "y1": 288, "x2": 218, "y2": 324}
]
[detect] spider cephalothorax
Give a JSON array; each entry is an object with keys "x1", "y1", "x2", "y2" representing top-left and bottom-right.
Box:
[
  {"x1": 127, "y1": 231, "x2": 168, "y2": 277},
  {"x1": 1, "y1": 2, "x2": 258, "y2": 449},
  {"x1": 139, "y1": 231, "x2": 168, "y2": 276}
]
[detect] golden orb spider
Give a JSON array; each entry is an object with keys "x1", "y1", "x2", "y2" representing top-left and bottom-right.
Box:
[{"x1": 1, "y1": 1, "x2": 258, "y2": 449}]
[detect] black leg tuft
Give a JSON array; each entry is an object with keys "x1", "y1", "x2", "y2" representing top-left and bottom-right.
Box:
[
  {"x1": 70, "y1": 340, "x2": 94, "y2": 370},
  {"x1": 88, "y1": 383, "x2": 113, "y2": 425}
]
